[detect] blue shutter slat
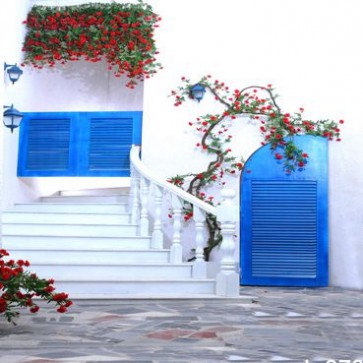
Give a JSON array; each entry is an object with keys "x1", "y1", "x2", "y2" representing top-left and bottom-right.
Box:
[
  {"x1": 25, "y1": 118, "x2": 71, "y2": 171},
  {"x1": 87, "y1": 118, "x2": 132, "y2": 172},
  {"x1": 250, "y1": 180, "x2": 318, "y2": 279}
]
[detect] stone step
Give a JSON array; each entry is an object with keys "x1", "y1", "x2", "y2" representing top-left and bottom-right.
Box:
[
  {"x1": 39, "y1": 195, "x2": 129, "y2": 204},
  {"x1": 3, "y1": 211, "x2": 130, "y2": 225},
  {"x1": 13, "y1": 203, "x2": 129, "y2": 213},
  {"x1": 2, "y1": 235, "x2": 152, "y2": 250},
  {"x1": 51, "y1": 279, "x2": 217, "y2": 298},
  {"x1": 30, "y1": 263, "x2": 193, "y2": 280},
  {"x1": 58, "y1": 187, "x2": 130, "y2": 197},
  {"x1": 8, "y1": 248, "x2": 170, "y2": 264},
  {"x1": 2, "y1": 222, "x2": 139, "y2": 237}
]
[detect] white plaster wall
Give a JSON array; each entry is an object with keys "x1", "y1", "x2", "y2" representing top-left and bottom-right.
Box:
[
  {"x1": 142, "y1": 0, "x2": 363, "y2": 288},
  {"x1": 1, "y1": 0, "x2": 40, "y2": 210}
]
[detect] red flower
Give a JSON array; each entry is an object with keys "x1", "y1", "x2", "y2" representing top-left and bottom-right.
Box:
[
  {"x1": 30, "y1": 305, "x2": 40, "y2": 313},
  {"x1": 53, "y1": 292, "x2": 69, "y2": 301},
  {"x1": 57, "y1": 305, "x2": 67, "y2": 313},
  {"x1": 339, "y1": 120, "x2": 344, "y2": 124},
  {"x1": 0, "y1": 298, "x2": 7, "y2": 313},
  {"x1": 275, "y1": 153, "x2": 283, "y2": 160}
]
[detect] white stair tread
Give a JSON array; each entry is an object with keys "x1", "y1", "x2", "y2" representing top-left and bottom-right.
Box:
[
  {"x1": 55, "y1": 278, "x2": 214, "y2": 282},
  {"x1": 67, "y1": 294, "x2": 244, "y2": 300},
  {"x1": 4, "y1": 210, "x2": 129, "y2": 216},
  {"x1": 31, "y1": 262, "x2": 191, "y2": 266},
  {"x1": 8, "y1": 247, "x2": 168, "y2": 252}
]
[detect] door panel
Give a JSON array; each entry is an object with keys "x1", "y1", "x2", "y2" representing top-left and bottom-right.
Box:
[{"x1": 241, "y1": 136, "x2": 328, "y2": 286}]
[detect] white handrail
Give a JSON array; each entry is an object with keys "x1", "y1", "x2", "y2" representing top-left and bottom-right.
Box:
[{"x1": 130, "y1": 145, "x2": 217, "y2": 215}]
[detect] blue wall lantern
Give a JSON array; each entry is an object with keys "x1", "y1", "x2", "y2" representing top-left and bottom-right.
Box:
[
  {"x1": 4, "y1": 63, "x2": 23, "y2": 84},
  {"x1": 190, "y1": 83, "x2": 206, "y2": 102},
  {"x1": 3, "y1": 105, "x2": 24, "y2": 133}
]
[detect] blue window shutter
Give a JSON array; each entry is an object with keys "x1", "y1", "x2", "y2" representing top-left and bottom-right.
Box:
[
  {"x1": 18, "y1": 111, "x2": 142, "y2": 177},
  {"x1": 241, "y1": 136, "x2": 328, "y2": 287},
  {"x1": 80, "y1": 115, "x2": 133, "y2": 176},
  {"x1": 18, "y1": 113, "x2": 74, "y2": 176}
]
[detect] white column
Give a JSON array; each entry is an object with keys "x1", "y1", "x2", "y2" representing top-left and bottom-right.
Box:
[
  {"x1": 129, "y1": 165, "x2": 140, "y2": 225},
  {"x1": 139, "y1": 176, "x2": 150, "y2": 236},
  {"x1": 151, "y1": 184, "x2": 163, "y2": 249},
  {"x1": 170, "y1": 194, "x2": 183, "y2": 263},
  {"x1": 192, "y1": 206, "x2": 207, "y2": 278},
  {"x1": 216, "y1": 189, "x2": 240, "y2": 297}
]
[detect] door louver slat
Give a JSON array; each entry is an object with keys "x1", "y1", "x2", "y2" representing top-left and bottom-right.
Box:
[{"x1": 250, "y1": 181, "x2": 318, "y2": 278}]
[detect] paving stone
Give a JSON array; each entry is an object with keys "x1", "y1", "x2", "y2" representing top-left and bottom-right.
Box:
[{"x1": 0, "y1": 287, "x2": 362, "y2": 361}]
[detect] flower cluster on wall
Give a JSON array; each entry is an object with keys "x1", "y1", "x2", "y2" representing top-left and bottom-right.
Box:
[{"x1": 22, "y1": 1, "x2": 162, "y2": 88}]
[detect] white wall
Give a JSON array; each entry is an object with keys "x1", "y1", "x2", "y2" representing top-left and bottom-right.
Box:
[
  {"x1": 1, "y1": 0, "x2": 40, "y2": 209},
  {"x1": 142, "y1": 0, "x2": 363, "y2": 288}
]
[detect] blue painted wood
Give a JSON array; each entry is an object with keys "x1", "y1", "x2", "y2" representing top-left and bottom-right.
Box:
[
  {"x1": 240, "y1": 135, "x2": 328, "y2": 286},
  {"x1": 17, "y1": 111, "x2": 142, "y2": 177}
]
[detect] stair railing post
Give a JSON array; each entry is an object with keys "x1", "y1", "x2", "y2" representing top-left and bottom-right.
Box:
[
  {"x1": 151, "y1": 184, "x2": 164, "y2": 249},
  {"x1": 130, "y1": 165, "x2": 140, "y2": 225},
  {"x1": 216, "y1": 189, "x2": 240, "y2": 297},
  {"x1": 139, "y1": 176, "x2": 150, "y2": 236},
  {"x1": 192, "y1": 206, "x2": 207, "y2": 278},
  {"x1": 170, "y1": 194, "x2": 183, "y2": 263}
]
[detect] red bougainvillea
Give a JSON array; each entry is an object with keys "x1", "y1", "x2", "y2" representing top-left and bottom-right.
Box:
[
  {"x1": 22, "y1": 1, "x2": 162, "y2": 88},
  {"x1": 0, "y1": 249, "x2": 72, "y2": 324}
]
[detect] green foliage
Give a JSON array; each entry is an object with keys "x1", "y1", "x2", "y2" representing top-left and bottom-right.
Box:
[{"x1": 22, "y1": 1, "x2": 162, "y2": 88}]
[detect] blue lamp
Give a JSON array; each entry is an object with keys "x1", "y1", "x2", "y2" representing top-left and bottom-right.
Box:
[
  {"x1": 190, "y1": 83, "x2": 206, "y2": 102},
  {"x1": 4, "y1": 63, "x2": 23, "y2": 84},
  {"x1": 3, "y1": 105, "x2": 24, "y2": 133}
]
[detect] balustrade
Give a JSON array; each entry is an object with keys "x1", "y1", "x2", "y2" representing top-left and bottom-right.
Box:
[{"x1": 129, "y1": 145, "x2": 239, "y2": 296}]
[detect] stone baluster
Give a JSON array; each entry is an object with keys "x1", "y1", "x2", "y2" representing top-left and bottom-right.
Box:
[
  {"x1": 151, "y1": 184, "x2": 164, "y2": 249},
  {"x1": 129, "y1": 165, "x2": 140, "y2": 225},
  {"x1": 139, "y1": 176, "x2": 150, "y2": 236},
  {"x1": 216, "y1": 189, "x2": 239, "y2": 297},
  {"x1": 192, "y1": 206, "x2": 207, "y2": 278},
  {"x1": 170, "y1": 194, "x2": 183, "y2": 263}
]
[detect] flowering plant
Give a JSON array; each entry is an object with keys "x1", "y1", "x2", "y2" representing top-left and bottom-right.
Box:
[
  {"x1": 22, "y1": 1, "x2": 162, "y2": 88},
  {"x1": 0, "y1": 249, "x2": 73, "y2": 325},
  {"x1": 169, "y1": 75, "x2": 343, "y2": 259}
]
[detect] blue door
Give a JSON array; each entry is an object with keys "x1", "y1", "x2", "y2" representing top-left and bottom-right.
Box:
[
  {"x1": 17, "y1": 111, "x2": 142, "y2": 177},
  {"x1": 241, "y1": 136, "x2": 328, "y2": 286}
]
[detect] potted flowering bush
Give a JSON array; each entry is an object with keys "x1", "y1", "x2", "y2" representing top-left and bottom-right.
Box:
[
  {"x1": 22, "y1": 1, "x2": 162, "y2": 88},
  {"x1": 0, "y1": 248, "x2": 72, "y2": 324}
]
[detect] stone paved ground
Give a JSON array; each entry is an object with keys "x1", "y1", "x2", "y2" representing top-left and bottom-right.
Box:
[{"x1": 0, "y1": 286, "x2": 362, "y2": 362}]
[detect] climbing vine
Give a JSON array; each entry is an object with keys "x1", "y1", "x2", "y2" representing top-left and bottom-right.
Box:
[{"x1": 168, "y1": 75, "x2": 343, "y2": 260}]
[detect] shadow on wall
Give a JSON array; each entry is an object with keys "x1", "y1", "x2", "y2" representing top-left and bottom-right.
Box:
[{"x1": 22, "y1": 59, "x2": 143, "y2": 111}]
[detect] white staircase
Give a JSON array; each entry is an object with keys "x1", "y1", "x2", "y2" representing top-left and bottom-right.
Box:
[{"x1": 1, "y1": 190, "x2": 218, "y2": 298}]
